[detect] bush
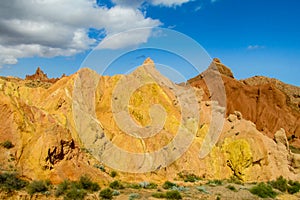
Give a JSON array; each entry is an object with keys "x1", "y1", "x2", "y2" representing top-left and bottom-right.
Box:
[
  {"x1": 196, "y1": 186, "x2": 209, "y2": 194},
  {"x1": 79, "y1": 175, "x2": 100, "y2": 191},
  {"x1": 110, "y1": 171, "x2": 117, "y2": 178},
  {"x1": 129, "y1": 193, "x2": 140, "y2": 200},
  {"x1": 138, "y1": 181, "x2": 157, "y2": 189},
  {"x1": 55, "y1": 180, "x2": 70, "y2": 197},
  {"x1": 207, "y1": 179, "x2": 223, "y2": 186},
  {"x1": 0, "y1": 172, "x2": 28, "y2": 192},
  {"x1": 165, "y1": 190, "x2": 182, "y2": 199},
  {"x1": 162, "y1": 181, "x2": 177, "y2": 189},
  {"x1": 269, "y1": 176, "x2": 288, "y2": 192},
  {"x1": 287, "y1": 180, "x2": 300, "y2": 194},
  {"x1": 1, "y1": 140, "x2": 14, "y2": 149},
  {"x1": 178, "y1": 172, "x2": 200, "y2": 182},
  {"x1": 65, "y1": 187, "x2": 87, "y2": 200},
  {"x1": 127, "y1": 183, "x2": 141, "y2": 189},
  {"x1": 145, "y1": 182, "x2": 158, "y2": 189},
  {"x1": 152, "y1": 192, "x2": 166, "y2": 198},
  {"x1": 112, "y1": 190, "x2": 120, "y2": 196},
  {"x1": 99, "y1": 188, "x2": 113, "y2": 199},
  {"x1": 27, "y1": 180, "x2": 50, "y2": 195},
  {"x1": 109, "y1": 180, "x2": 124, "y2": 189},
  {"x1": 249, "y1": 183, "x2": 277, "y2": 198},
  {"x1": 226, "y1": 185, "x2": 237, "y2": 192}
]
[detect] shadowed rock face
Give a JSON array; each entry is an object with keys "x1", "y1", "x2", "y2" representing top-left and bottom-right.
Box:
[
  {"x1": 189, "y1": 59, "x2": 300, "y2": 147},
  {"x1": 0, "y1": 58, "x2": 299, "y2": 185}
]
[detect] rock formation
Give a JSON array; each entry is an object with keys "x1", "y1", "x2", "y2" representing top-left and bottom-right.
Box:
[
  {"x1": 0, "y1": 58, "x2": 299, "y2": 185},
  {"x1": 189, "y1": 58, "x2": 300, "y2": 148}
]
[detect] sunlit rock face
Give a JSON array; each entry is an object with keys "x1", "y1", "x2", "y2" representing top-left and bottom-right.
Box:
[{"x1": 0, "y1": 58, "x2": 299, "y2": 185}]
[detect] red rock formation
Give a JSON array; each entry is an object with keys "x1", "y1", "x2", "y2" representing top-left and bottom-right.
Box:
[
  {"x1": 189, "y1": 58, "x2": 300, "y2": 147},
  {"x1": 25, "y1": 67, "x2": 63, "y2": 83}
]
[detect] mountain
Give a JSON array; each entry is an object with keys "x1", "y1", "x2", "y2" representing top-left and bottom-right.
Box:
[
  {"x1": 0, "y1": 59, "x2": 299, "y2": 188},
  {"x1": 188, "y1": 58, "x2": 300, "y2": 148}
]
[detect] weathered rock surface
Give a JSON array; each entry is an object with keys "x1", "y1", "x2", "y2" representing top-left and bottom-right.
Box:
[
  {"x1": 0, "y1": 58, "x2": 299, "y2": 185},
  {"x1": 189, "y1": 59, "x2": 300, "y2": 148}
]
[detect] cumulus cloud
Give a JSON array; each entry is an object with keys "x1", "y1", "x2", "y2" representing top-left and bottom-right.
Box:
[{"x1": 0, "y1": 0, "x2": 162, "y2": 67}]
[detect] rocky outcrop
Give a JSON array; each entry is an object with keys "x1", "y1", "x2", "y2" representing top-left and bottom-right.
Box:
[
  {"x1": 25, "y1": 67, "x2": 64, "y2": 84},
  {"x1": 0, "y1": 58, "x2": 299, "y2": 185},
  {"x1": 189, "y1": 58, "x2": 300, "y2": 148}
]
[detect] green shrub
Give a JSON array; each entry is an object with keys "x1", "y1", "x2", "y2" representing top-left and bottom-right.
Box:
[
  {"x1": 162, "y1": 181, "x2": 177, "y2": 189},
  {"x1": 138, "y1": 181, "x2": 157, "y2": 189},
  {"x1": 196, "y1": 186, "x2": 209, "y2": 194},
  {"x1": 152, "y1": 192, "x2": 166, "y2": 198},
  {"x1": 55, "y1": 179, "x2": 70, "y2": 197},
  {"x1": 249, "y1": 182, "x2": 277, "y2": 198},
  {"x1": 178, "y1": 172, "x2": 200, "y2": 182},
  {"x1": 165, "y1": 190, "x2": 182, "y2": 199},
  {"x1": 127, "y1": 183, "x2": 141, "y2": 189},
  {"x1": 1, "y1": 140, "x2": 14, "y2": 149},
  {"x1": 0, "y1": 172, "x2": 28, "y2": 192},
  {"x1": 226, "y1": 185, "x2": 237, "y2": 192},
  {"x1": 287, "y1": 180, "x2": 300, "y2": 194},
  {"x1": 99, "y1": 188, "x2": 113, "y2": 199},
  {"x1": 207, "y1": 179, "x2": 223, "y2": 186},
  {"x1": 79, "y1": 175, "x2": 100, "y2": 191},
  {"x1": 109, "y1": 180, "x2": 124, "y2": 189},
  {"x1": 128, "y1": 193, "x2": 140, "y2": 200},
  {"x1": 145, "y1": 182, "x2": 158, "y2": 189},
  {"x1": 27, "y1": 180, "x2": 50, "y2": 195},
  {"x1": 110, "y1": 171, "x2": 117, "y2": 178},
  {"x1": 65, "y1": 187, "x2": 87, "y2": 200},
  {"x1": 269, "y1": 176, "x2": 288, "y2": 192},
  {"x1": 112, "y1": 190, "x2": 120, "y2": 196}
]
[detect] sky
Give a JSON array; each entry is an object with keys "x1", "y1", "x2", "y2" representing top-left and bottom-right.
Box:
[{"x1": 0, "y1": 0, "x2": 299, "y2": 85}]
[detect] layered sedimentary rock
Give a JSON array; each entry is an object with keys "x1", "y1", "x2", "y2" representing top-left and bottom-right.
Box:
[{"x1": 0, "y1": 59, "x2": 299, "y2": 185}]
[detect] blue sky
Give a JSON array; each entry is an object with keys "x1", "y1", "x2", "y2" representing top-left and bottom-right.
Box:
[{"x1": 0, "y1": 0, "x2": 299, "y2": 85}]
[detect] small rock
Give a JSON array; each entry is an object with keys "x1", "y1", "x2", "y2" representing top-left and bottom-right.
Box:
[
  {"x1": 228, "y1": 114, "x2": 237, "y2": 122},
  {"x1": 234, "y1": 111, "x2": 242, "y2": 120}
]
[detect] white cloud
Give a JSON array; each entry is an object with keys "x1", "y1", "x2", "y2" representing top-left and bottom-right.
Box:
[
  {"x1": 194, "y1": 6, "x2": 202, "y2": 12},
  {"x1": 0, "y1": 0, "x2": 161, "y2": 67},
  {"x1": 150, "y1": 0, "x2": 191, "y2": 7},
  {"x1": 247, "y1": 45, "x2": 265, "y2": 50}
]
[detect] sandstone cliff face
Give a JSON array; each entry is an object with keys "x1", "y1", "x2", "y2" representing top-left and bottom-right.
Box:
[
  {"x1": 0, "y1": 59, "x2": 299, "y2": 185},
  {"x1": 189, "y1": 59, "x2": 300, "y2": 148}
]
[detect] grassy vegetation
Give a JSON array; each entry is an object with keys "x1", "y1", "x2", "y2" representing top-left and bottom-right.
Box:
[
  {"x1": 162, "y1": 181, "x2": 177, "y2": 189},
  {"x1": 142, "y1": 182, "x2": 158, "y2": 189},
  {"x1": 178, "y1": 172, "x2": 200, "y2": 182},
  {"x1": 27, "y1": 180, "x2": 51, "y2": 195},
  {"x1": 109, "y1": 180, "x2": 124, "y2": 190},
  {"x1": 226, "y1": 185, "x2": 237, "y2": 192},
  {"x1": 152, "y1": 190, "x2": 182, "y2": 199},
  {"x1": 165, "y1": 190, "x2": 182, "y2": 199},
  {"x1": 128, "y1": 193, "x2": 141, "y2": 200},
  {"x1": 99, "y1": 188, "x2": 113, "y2": 200},
  {"x1": 0, "y1": 172, "x2": 28, "y2": 192},
  {"x1": 54, "y1": 175, "x2": 100, "y2": 199},
  {"x1": 207, "y1": 179, "x2": 223, "y2": 186},
  {"x1": 110, "y1": 171, "x2": 117, "y2": 178},
  {"x1": 249, "y1": 182, "x2": 277, "y2": 198},
  {"x1": 269, "y1": 176, "x2": 288, "y2": 192}
]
